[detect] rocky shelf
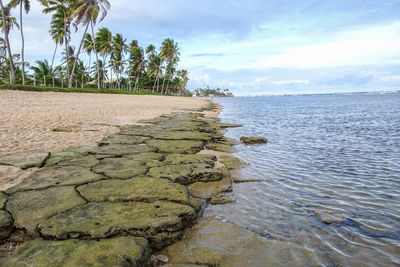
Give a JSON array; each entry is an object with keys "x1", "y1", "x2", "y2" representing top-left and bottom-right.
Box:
[{"x1": 0, "y1": 103, "x2": 243, "y2": 266}]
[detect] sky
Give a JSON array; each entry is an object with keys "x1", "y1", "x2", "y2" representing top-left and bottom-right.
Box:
[{"x1": 7, "y1": 0, "x2": 400, "y2": 96}]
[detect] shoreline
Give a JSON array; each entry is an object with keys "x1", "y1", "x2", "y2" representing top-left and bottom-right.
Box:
[{"x1": 0, "y1": 96, "x2": 244, "y2": 265}]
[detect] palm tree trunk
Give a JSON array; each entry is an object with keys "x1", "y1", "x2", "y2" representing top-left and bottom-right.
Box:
[
  {"x1": 134, "y1": 75, "x2": 139, "y2": 91},
  {"x1": 165, "y1": 75, "x2": 171, "y2": 96},
  {"x1": 0, "y1": 0, "x2": 15, "y2": 85},
  {"x1": 19, "y1": 1, "x2": 25, "y2": 85},
  {"x1": 64, "y1": 16, "x2": 70, "y2": 81},
  {"x1": 161, "y1": 74, "x2": 166, "y2": 94},
  {"x1": 90, "y1": 20, "x2": 100, "y2": 89},
  {"x1": 69, "y1": 22, "x2": 89, "y2": 88},
  {"x1": 50, "y1": 43, "x2": 58, "y2": 71}
]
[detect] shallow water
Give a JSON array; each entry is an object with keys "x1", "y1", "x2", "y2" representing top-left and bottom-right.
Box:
[{"x1": 207, "y1": 92, "x2": 400, "y2": 266}]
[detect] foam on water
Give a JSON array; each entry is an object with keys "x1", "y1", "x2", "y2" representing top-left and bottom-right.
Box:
[{"x1": 206, "y1": 92, "x2": 400, "y2": 266}]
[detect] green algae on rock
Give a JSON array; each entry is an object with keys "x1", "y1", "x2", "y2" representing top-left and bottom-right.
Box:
[
  {"x1": 6, "y1": 166, "x2": 104, "y2": 193},
  {"x1": 77, "y1": 176, "x2": 191, "y2": 206},
  {"x1": 0, "y1": 210, "x2": 13, "y2": 241},
  {"x1": 90, "y1": 143, "x2": 156, "y2": 156},
  {"x1": 39, "y1": 201, "x2": 196, "y2": 249},
  {"x1": 164, "y1": 154, "x2": 216, "y2": 167},
  {"x1": 0, "y1": 192, "x2": 7, "y2": 209},
  {"x1": 6, "y1": 186, "x2": 86, "y2": 238},
  {"x1": 92, "y1": 158, "x2": 147, "y2": 179},
  {"x1": 0, "y1": 236, "x2": 151, "y2": 267},
  {"x1": 146, "y1": 139, "x2": 204, "y2": 154},
  {"x1": 98, "y1": 134, "x2": 150, "y2": 146},
  {"x1": 240, "y1": 136, "x2": 267, "y2": 144},
  {"x1": 188, "y1": 167, "x2": 232, "y2": 200},
  {"x1": 0, "y1": 151, "x2": 50, "y2": 169},
  {"x1": 219, "y1": 155, "x2": 244, "y2": 170},
  {"x1": 151, "y1": 130, "x2": 213, "y2": 141},
  {"x1": 51, "y1": 155, "x2": 100, "y2": 168}
]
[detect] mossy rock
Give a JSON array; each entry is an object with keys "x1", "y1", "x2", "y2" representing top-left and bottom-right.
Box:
[
  {"x1": 44, "y1": 151, "x2": 83, "y2": 167},
  {"x1": 146, "y1": 140, "x2": 204, "y2": 154},
  {"x1": 240, "y1": 136, "x2": 267, "y2": 144},
  {"x1": 148, "y1": 164, "x2": 223, "y2": 185},
  {"x1": 118, "y1": 125, "x2": 157, "y2": 136},
  {"x1": 39, "y1": 201, "x2": 196, "y2": 249},
  {"x1": 98, "y1": 134, "x2": 149, "y2": 146},
  {"x1": 0, "y1": 236, "x2": 151, "y2": 267},
  {"x1": 91, "y1": 144, "x2": 156, "y2": 156},
  {"x1": 213, "y1": 122, "x2": 242, "y2": 129},
  {"x1": 188, "y1": 167, "x2": 232, "y2": 200},
  {"x1": 164, "y1": 154, "x2": 216, "y2": 167},
  {"x1": 205, "y1": 143, "x2": 234, "y2": 153},
  {"x1": 77, "y1": 176, "x2": 190, "y2": 205},
  {"x1": 52, "y1": 155, "x2": 100, "y2": 168},
  {"x1": 219, "y1": 155, "x2": 243, "y2": 170},
  {"x1": 0, "y1": 210, "x2": 13, "y2": 241},
  {"x1": 6, "y1": 186, "x2": 86, "y2": 238},
  {"x1": 151, "y1": 131, "x2": 213, "y2": 141},
  {"x1": 92, "y1": 158, "x2": 147, "y2": 179},
  {"x1": 0, "y1": 151, "x2": 50, "y2": 169},
  {"x1": 6, "y1": 166, "x2": 104, "y2": 193},
  {"x1": 0, "y1": 191, "x2": 7, "y2": 209}
]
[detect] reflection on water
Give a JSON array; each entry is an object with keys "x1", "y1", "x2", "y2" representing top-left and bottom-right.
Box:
[{"x1": 206, "y1": 93, "x2": 400, "y2": 266}]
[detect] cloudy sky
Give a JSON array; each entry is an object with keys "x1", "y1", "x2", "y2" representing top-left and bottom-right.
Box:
[{"x1": 8, "y1": 0, "x2": 400, "y2": 95}]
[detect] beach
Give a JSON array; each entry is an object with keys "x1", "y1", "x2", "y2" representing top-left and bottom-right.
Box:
[{"x1": 0, "y1": 90, "x2": 208, "y2": 156}]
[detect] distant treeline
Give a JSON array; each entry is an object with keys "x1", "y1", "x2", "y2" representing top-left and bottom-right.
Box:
[{"x1": 193, "y1": 86, "x2": 233, "y2": 97}]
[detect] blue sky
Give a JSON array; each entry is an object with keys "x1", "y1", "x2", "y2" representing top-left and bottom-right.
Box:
[{"x1": 9, "y1": 0, "x2": 400, "y2": 95}]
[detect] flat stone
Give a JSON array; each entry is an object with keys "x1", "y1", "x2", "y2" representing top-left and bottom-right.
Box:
[
  {"x1": 6, "y1": 166, "x2": 104, "y2": 193},
  {"x1": 160, "y1": 217, "x2": 319, "y2": 267},
  {"x1": 91, "y1": 143, "x2": 156, "y2": 156},
  {"x1": 77, "y1": 176, "x2": 190, "y2": 205},
  {"x1": 219, "y1": 155, "x2": 243, "y2": 170},
  {"x1": 0, "y1": 210, "x2": 13, "y2": 240},
  {"x1": 205, "y1": 143, "x2": 234, "y2": 153},
  {"x1": 6, "y1": 186, "x2": 86, "y2": 238},
  {"x1": 0, "y1": 151, "x2": 49, "y2": 169},
  {"x1": 312, "y1": 207, "x2": 347, "y2": 224},
  {"x1": 39, "y1": 201, "x2": 196, "y2": 249},
  {"x1": 151, "y1": 131, "x2": 212, "y2": 141},
  {"x1": 210, "y1": 193, "x2": 236, "y2": 205},
  {"x1": 213, "y1": 122, "x2": 242, "y2": 128},
  {"x1": 0, "y1": 191, "x2": 7, "y2": 209},
  {"x1": 92, "y1": 158, "x2": 147, "y2": 179},
  {"x1": 188, "y1": 167, "x2": 232, "y2": 200},
  {"x1": 148, "y1": 164, "x2": 223, "y2": 185},
  {"x1": 45, "y1": 151, "x2": 82, "y2": 167},
  {"x1": 146, "y1": 140, "x2": 204, "y2": 154},
  {"x1": 164, "y1": 154, "x2": 216, "y2": 167},
  {"x1": 0, "y1": 236, "x2": 151, "y2": 266},
  {"x1": 52, "y1": 155, "x2": 100, "y2": 168},
  {"x1": 98, "y1": 134, "x2": 149, "y2": 146},
  {"x1": 240, "y1": 136, "x2": 267, "y2": 144}
]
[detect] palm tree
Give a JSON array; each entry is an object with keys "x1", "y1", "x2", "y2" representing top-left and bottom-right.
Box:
[
  {"x1": 0, "y1": 3, "x2": 18, "y2": 84},
  {"x1": 129, "y1": 41, "x2": 144, "y2": 91},
  {"x1": 177, "y1": 69, "x2": 188, "y2": 95},
  {"x1": 160, "y1": 38, "x2": 180, "y2": 94},
  {"x1": 31, "y1": 59, "x2": 52, "y2": 86},
  {"x1": 42, "y1": 0, "x2": 77, "y2": 84},
  {"x1": 69, "y1": 0, "x2": 110, "y2": 88},
  {"x1": 83, "y1": 33, "x2": 93, "y2": 72},
  {"x1": 145, "y1": 44, "x2": 156, "y2": 60},
  {"x1": 95, "y1": 27, "x2": 112, "y2": 86},
  {"x1": 110, "y1": 33, "x2": 127, "y2": 89},
  {"x1": 8, "y1": 0, "x2": 30, "y2": 84}
]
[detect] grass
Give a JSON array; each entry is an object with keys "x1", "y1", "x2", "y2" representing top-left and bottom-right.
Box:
[{"x1": 0, "y1": 84, "x2": 161, "y2": 96}]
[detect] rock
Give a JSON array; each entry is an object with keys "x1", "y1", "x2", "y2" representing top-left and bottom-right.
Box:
[
  {"x1": 98, "y1": 134, "x2": 149, "y2": 146},
  {"x1": 151, "y1": 131, "x2": 212, "y2": 141},
  {"x1": 148, "y1": 164, "x2": 223, "y2": 185},
  {"x1": 164, "y1": 154, "x2": 216, "y2": 167},
  {"x1": 0, "y1": 191, "x2": 7, "y2": 209},
  {"x1": 77, "y1": 176, "x2": 191, "y2": 206},
  {"x1": 0, "y1": 236, "x2": 151, "y2": 266},
  {"x1": 239, "y1": 136, "x2": 267, "y2": 144},
  {"x1": 205, "y1": 143, "x2": 234, "y2": 153},
  {"x1": 124, "y1": 152, "x2": 165, "y2": 162},
  {"x1": 0, "y1": 210, "x2": 13, "y2": 241},
  {"x1": 161, "y1": 217, "x2": 319, "y2": 267},
  {"x1": 45, "y1": 151, "x2": 83, "y2": 167},
  {"x1": 91, "y1": 144, "x2": 156, "y2": 156},
  {"x1": 312, "y1": 208, "x2": 347, "y2": 224},
  {"x1": 6, "y1": 186, "x2": 86, "y2": 238},
  {"x1": 52, "y1": 155, "x2": 100, "y2": 168},
  {"x1": 92, "y1": 158, "x2": 147, "y2": 179},
  {"x1": 219, "y1": 155, "x2": 243, "y2": 170},
  {"x1": 213, "y1": 122, "x2": 242, "y2": 129},
  {"x1": 146, "y1": 140, "x2": 204, "y2": 154},
  {"x1": 0, "y1": 166, "x2": 38, "y2": 192},
  {"x1": 39, "y1": 201, "x2": 196, "y2": 249},
  {"x1": 6, "y1": 166, "x2": 104, "y2": 193},
  {"x1": 0, "y1": 151, "x2": 50, "y2": 169},
  {"x1": 152, "y1": 254, "x2": 169, "y2": 265},
  {"x1": 188, "y1": 167, "x2": 232, "y2": 200},
  {"x1": 210, "y1": 193, "x2": 236, "y2": 205}
]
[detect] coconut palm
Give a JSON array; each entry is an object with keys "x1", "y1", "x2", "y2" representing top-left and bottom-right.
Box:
[
  {"x1": 177, "y1": 69, "x2": 189, "y2": 95},
  {"x1": 129, "y1": 41, "x2": 144, "y2": 91},
  {"x1": 69, "y1": 0, "x2": 110, "y2": 88},
  {"x1": 83, "y1": 33, "x2": 94, "y2": 71},
  {"x1": 0, "y1": 3, "x2": 18, "y2": 84},
  {"x1": 145, "y1": 44, "x2": 156, "y2": 60},
  {"x1": 30, "y1": 59, "x2": 52, "y2": 86},
  {"x1": 42, "y1": 0, "x2": 77, "y2": 83},
  {"x1": 160, "y1": 38, "x2": 180, "y2": 94},
  {"x1": 110, "y1": 33, "x2": 127, "y2": 89},
  {"x1": 95, "y1": 27, "x2": 112, "y2": 85},
  {"x1": 8, "y1": 0, "x2": 30, "y2": 84}
]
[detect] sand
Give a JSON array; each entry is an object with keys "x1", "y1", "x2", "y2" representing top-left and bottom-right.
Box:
[{"x1": 0, "y1": 90, "x2": 207, "y2": 155}]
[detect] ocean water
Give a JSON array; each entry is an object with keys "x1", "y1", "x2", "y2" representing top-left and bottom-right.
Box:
[{"x1": 207, "y1": 92, "x2": 400, "y2": 266}]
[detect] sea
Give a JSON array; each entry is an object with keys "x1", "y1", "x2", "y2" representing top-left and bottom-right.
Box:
[{"x1": 207, "y1": 91, "x2": 400, "y2": 266}]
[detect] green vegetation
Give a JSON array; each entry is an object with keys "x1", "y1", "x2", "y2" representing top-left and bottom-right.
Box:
[
  {"x1": 0, "y1": 0, "x2": 191, "y2": 96},
  {"x1": 193, "y1": 86, "x2": 234, "y2": 97}
]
